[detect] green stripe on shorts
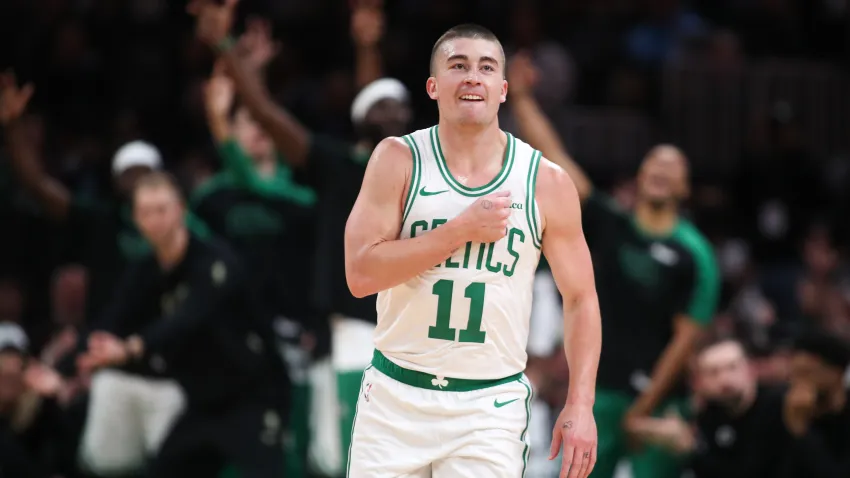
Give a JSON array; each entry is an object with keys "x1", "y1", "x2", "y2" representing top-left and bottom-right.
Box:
[
  {"x1": 519, "y1": 376, "x2": 533, "y2": 477},
  {"x1": 371, "y1": 350, "x2": 522, "y2": 392}
]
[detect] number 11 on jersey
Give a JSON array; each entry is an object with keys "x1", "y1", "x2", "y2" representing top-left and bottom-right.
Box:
[{"x1": 428, "y1": 279, "x2": 487, "y2": 343}]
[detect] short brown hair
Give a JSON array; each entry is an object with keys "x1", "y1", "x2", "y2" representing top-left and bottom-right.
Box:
[
  {"x1": 133, "y1": 171, "x2": 185, "y2": 203},
  {"x1": 430, "y1": 23, "x2": 505, "y2": 77}
]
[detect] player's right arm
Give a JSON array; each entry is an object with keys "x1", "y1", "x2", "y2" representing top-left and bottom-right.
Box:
[
  {"x1": 0, "y1": 72, "x2": 72, "y2": 221},
  {"x1": 345, "y1": 138, "x2": 511, "y2": 298},
  {"x1": 508, "y1": 53, "x2": 593, "y2": 201}
]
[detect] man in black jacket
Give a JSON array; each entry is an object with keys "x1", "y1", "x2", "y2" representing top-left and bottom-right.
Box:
[
  {"x1": 80, "y1": 172, "x2": 289, "y2": 478},
  {"x1": 629, "y1": 336, "x2": 788, "y2": 478}
]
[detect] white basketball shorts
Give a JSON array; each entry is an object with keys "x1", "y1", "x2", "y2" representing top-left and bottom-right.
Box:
[{"x1": 347, "y1": 350, "x2": 534, "y2": 478}]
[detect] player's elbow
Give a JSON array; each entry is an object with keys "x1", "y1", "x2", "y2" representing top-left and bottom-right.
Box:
[
  {"x1": 345, "y1": 258, "x2": 375, "y2": 299},
  {"x1": 346, "y1": 273, "x2": 374, "y2": 299}
]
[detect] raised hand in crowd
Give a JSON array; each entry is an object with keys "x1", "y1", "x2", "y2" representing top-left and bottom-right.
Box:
[
  {"x1": 0, "y1": 71, "x2": 34, "y2": 126},
  {"x1": 236, "y1": 17, "x2": 280, "y2": 72},
  {"x1": 351, "y1": 0, "x2": 385, "y2": 89},
  {"x1": 204, "y1": 60, "x2": 235, "y2": 142},
  {"x1": 188, "y1": 0, "x2": 238, "y2": 48},
  {"x1": 507, "y1": 52, "x2": 539, "y2": 97},
  {"x1": 351, "y1": 0, "x2": 384, "y2": 49}
]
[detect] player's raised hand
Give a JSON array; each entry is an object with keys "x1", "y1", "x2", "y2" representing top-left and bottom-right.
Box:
[
  {"x1": 457, "y1": 190, "x2": 512, "y2": 244},
  {"x1": 507, "y1": 52, "x2": 539, "y2": 97},
  {"x1": 188, "y1": 0, "x2": 238, "y2": 48},
  {"x1": 550, "y1": 403, "x2": 597, "y2": 478},
  {"x1": 0, "y1": 71, "x2": 34, "y2": 125}
]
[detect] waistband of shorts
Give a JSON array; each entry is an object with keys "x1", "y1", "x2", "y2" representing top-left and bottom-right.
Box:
[{"x1": 371, "y1": 350, "x2": 522, "y2": 392}]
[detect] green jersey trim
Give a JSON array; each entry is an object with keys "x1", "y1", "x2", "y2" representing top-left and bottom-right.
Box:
[
  {"x1": 401, "y1": 135, "x2": 422, "y2": 224},
  {"x1": 672, "y1": 221, "x2": 721, "y2": 325},
  {"x1": 371, "y1": 350, "x2": 522, "y2": 392},
  {"x1": 430, "y1": 126, "x2": 516, "y2": 197},
  {"x1": 525, "y1": 150, "x2": 543, "y2": 249}
]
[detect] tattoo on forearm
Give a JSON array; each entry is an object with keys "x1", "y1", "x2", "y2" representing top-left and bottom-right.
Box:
[
  {"x1": 482, "y1": 200, "x2": 492, "y2": 210},
  {"x1": 563, "y1": 421, "x2": 573, "y2": 429}
]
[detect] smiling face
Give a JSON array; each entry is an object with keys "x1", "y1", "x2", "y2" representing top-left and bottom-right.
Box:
[
  {"x1": 635, "y1": 144, "x2": 690, "y2": 208},
  {"x1": 427, "y1": 36, "x2": 507, "y2": 127}
]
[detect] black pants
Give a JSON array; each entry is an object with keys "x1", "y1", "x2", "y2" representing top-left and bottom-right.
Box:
[{"x1": 147, "y1": 401, "x2": 286, "y2": 478}]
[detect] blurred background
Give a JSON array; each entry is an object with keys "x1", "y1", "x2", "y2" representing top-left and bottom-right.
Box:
[{"x1": 0, "y1": 0, "x2": 848, "y2": 478}]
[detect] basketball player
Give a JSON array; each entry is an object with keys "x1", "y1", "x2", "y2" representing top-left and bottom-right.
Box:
[{"x1": 344, "y1": 24, "x2": 601, "y2": 478}]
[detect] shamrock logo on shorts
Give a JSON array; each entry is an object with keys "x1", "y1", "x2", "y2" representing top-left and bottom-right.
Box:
[{"x1": 431, "y1": 376, "x2": 449, "y2": 389}]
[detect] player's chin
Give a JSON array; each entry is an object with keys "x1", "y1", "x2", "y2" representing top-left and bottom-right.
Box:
[
  {"x1": 639, "y1": 188, "x2": 675, "y2": 205},
  {"x1": 455, "y1": 108, "x2": 492, "y2": 125}
]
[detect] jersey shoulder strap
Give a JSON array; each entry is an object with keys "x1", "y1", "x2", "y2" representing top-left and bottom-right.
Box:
[
  {"x1": 508, "y1": 136, "x2": 543, "y2": 249},
  {"x1": 399, "y1": 127, "x2": 433, "y2": 224}
]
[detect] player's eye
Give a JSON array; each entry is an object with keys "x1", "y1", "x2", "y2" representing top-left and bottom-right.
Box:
[
  {"x1": 451, "y1": 63, "x2": 466, "y2": 70},
  {"x1": 482, "y1": 65, "x2": 495, "y2": 72}
]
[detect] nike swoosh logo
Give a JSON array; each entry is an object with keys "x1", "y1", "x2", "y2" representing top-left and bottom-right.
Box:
[
  {"x1": 494, "y1": 398, "x2": 519, "y2": 408},
  {"x1": 419, "y1": 187, "x2": 448, "y2": 196}
]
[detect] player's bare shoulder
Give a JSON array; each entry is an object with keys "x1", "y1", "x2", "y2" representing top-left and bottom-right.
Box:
[
  {"x1": 534, "y1": 156, "x2": 582, "y2": 234},
  {"x1": 359, "y1": 137, "x2": 413, "y2": 194},
  {"x1": 366, "y1": 137, "x2": 413, "y2": 175}
]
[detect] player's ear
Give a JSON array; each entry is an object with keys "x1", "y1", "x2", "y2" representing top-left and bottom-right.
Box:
[
  {"x1": 500, "y1": 78, "x2": 508, "y2": 104},
  {"x1": 426, "y1": 77, "x2": 438, "y2": 100}
]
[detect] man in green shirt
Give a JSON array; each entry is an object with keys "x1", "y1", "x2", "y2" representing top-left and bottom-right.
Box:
[{"x1": 509, "y1": 54, "x2": 720, "y2": 478}]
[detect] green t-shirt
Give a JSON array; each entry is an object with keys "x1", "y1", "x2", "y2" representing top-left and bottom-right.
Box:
[
  {"x1": 582, "y1": 191, "x2": 720, "y2": 393},
  {"x1": 191, "y1": 139, "x2": 317, "y2": 323}
]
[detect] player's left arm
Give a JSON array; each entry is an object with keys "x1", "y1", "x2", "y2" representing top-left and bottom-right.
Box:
[
  {"x1": 537, "y1": 159, "x2": 601, "y2": 478},
  {"x1": 627, "y1": 234, "x2": 721, "y2": 421}
]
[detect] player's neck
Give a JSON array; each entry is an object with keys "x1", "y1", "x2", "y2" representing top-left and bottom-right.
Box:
[
  {"x1": 156, "y1": 226, "x2": 189, "y2": 270},
  {"x1": 436, "y1": 119, "x2": 504, "y2": 168},
  {"x1": 633, "y1": 200, "x2": 678, "y2": 236}
]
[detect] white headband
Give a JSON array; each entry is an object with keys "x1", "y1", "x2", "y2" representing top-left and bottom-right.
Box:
[
  {"x1": 350, "y1": 78, "x2": 409, "y2": 124},
  {"x1": 0, "y1": 322, "x2": 28, "y2": 352},
  {"x1": 112, "y1": 140, "x2": 163, "y2": 177}
]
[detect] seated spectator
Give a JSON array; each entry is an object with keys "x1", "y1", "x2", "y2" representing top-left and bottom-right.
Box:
[
  {"x1": 0, "y1": 322, "x2": 70, "y2": 478},
  {"x1": 628, "y1": 336, "x2": 788, "y2": 477}
]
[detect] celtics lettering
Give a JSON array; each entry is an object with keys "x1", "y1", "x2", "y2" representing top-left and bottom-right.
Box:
[{"x1": 410, "y1": 218, "x2": 524, "y2": 278}]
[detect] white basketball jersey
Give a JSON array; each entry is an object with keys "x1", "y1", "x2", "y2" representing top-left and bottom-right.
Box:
[{"x1": 375, "y1": 126, "x2": 544, "y2": 379}]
